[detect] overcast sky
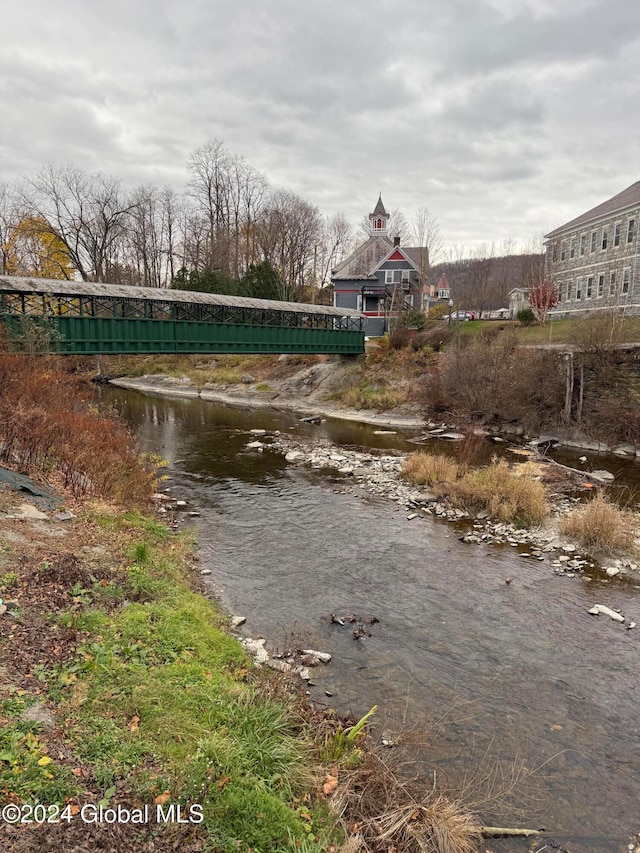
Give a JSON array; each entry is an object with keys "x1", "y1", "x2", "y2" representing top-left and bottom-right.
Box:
[{"x1": 1, "y1": 0, "x2": 639, "y2": 254}]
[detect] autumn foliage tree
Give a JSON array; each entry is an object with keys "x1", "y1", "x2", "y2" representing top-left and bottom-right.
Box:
[
  {"x1": 528, "y1": 279, "x2": 558, "y2": 325},
  {"x1": 5, "y1": 216, "x2": 76, "y2": 279}
]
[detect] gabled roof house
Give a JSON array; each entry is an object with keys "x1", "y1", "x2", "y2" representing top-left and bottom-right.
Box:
[{"x1": 332, "y1": 196, "x2": 448, "y2": 336}]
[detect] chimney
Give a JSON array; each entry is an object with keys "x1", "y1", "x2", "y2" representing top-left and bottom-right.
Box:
[{"x1": 393, "y1": 234, "x2": 401, "y2": 247}]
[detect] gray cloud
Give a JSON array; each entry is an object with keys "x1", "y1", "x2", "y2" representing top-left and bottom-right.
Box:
[{"x1": 1, "y1": 0, "x2": 639, "y2": 249}]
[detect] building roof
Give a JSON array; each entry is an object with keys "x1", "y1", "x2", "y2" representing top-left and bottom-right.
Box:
[
  {"x1": 546, "y1": 180, "x2": 640, "y2": 238},
  {"x1": 371, "y1": 194, "x2": 388, "y2": 218}
]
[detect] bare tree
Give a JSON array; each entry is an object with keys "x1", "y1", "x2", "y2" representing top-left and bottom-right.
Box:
[
  {"x1": 316, "y1": 212, "x2": 354, "y2": 291},
  {"x1": 0, "y1": 181, "x2": 23, "y2": 275},
  {"x1": 257, "y1": 189, "x2": 321, "y2": 301},
  {"x1": 23, "y1": 164, "x2": 137, "y2": 281}
]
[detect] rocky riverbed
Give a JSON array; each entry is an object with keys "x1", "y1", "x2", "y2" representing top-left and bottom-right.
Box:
[{"x1": 239, "y1": 427, "x2": 640, "y2": 589}]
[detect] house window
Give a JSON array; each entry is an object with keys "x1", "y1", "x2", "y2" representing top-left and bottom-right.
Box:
[
  {"x1": 580, "y1": 235, "x2": 586, "y2": 256},
  {"x1": 576, "y1": 278, "x2": 582, "y2": 300},
  {"x1": 622, "y1": 269, "x2": 630, "y2": 294},
  {"x1": 570, "y1": 238, "x2": 576, "y2": 259},
  {"x1": 385, "y1": 269, "x2": 411, "y2": 284},
  {"x1": 598, "y1": 274, "x2": 604, "y2": 297},
  {"x1": 628, "y1": 219, "x2": 636, "y2": 243},
  {"x1": 610, "y1": 271, "x2": 616, "y2": 295},
  {"x1": 586, "y1": 276, "x2": 593, "y2": 298},
  {"x1": 614, "y1": 223, "x2": 621, "y2": 246},
  {"x1": 552, "y1": 244, "x2": 558, "y2": 263},
  {"x1": 561, "y1": 242, "x2": 566, "y2": 261},
  {"x1": 590, "y1": 231, "x2": 597, "y2": 253},
  {"x1": 602, "y1": 229, "x2": 608, "y2": 250},
  {"x1": 566, "y1": 282, "x2": 572, "y2": 301}
]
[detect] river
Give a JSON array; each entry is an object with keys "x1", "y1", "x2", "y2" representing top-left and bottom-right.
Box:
[{"x1": 102, "y1": 387, "x2": 640, "y2": 853}]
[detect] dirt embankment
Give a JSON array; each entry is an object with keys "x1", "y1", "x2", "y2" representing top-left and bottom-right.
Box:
[{"x1": 111, "y1": 360, "x2": 428, "y2": 429}]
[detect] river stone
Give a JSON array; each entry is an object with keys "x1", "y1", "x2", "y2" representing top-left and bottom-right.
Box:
[
  {"x1": 590, "y1": 470, "x2": 615, "y2": 482},
  {"x1": 249, "y1": 429, "x2": 267, "y2": 436},
  {"x1": 588, "y1": 604, "x2": 625, "y2": 622},
  {"x1": 605, "y1": 567, "x2": 621, "y2": 577},
  {"x1": 246, "y1": 441, "x2": 264, "y2": 449},
  {"x1": 231, "y1": 615, "x2": 246, "y2": 628},
  {"x1": 241, "y1": 374, "x2": 256, "y2": 384},
  {"x1": 285, "y1": 451, "x2": 305, "y2": 463}
]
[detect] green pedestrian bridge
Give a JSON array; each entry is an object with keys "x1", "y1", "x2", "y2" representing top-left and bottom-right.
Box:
[{"x1": 0, "y1": 277, "x2": 365, "y2": 355}]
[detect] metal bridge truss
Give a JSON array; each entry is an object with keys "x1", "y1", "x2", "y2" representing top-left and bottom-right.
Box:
[{"x1": 0, "y1": 278, "x2": 364, "y2": 355}]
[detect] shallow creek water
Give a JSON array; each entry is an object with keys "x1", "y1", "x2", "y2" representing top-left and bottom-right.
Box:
[{"x1": 103, "y1": 387, "x2": 640, "y2": 852}]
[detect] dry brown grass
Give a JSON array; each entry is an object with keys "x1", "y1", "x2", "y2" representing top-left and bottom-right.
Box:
[
  {"x1": 402, "y1": 452, "x2": 459, "y2": 488},
  {"x1": 561, "y1": 493, "x2": 637, "y2": 553},
  {"x1": 402, "y1": 453, "x2": 549, "y2": 527},
  {"x1": 452, "y1": 458, "x2": 548, "y2": 527},
  {"x1": 331, "y1": 751, "x2": 482, "y2": 853},
  {"x1": 375, "y1": 797, "x2": 482, "y2": 853}
]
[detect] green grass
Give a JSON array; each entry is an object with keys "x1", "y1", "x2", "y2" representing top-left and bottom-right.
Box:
[{"x1": 40, "y1": 514, "x2": 334, "y2": 852}]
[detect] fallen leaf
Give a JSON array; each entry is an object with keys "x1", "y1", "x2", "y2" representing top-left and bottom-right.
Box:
[
  {"x1": 322, "y1": 774, "x2": 338, "y2": 796},
  {"x1": 154, "y1": 791, "x2": 171, "y2": 805},
  {"x1": 72, "y1": 767, "x2": 84, "y2": 777},
  {"x1": 550, "y1": 724, "x2": 563, "y2": 731},
  {"x1": 217, "y1": 775, "x2": 231, "y2": 790},
  {"x1": 37, "y1": 756, "x2": 53, "y2": 766},
  {"x1": 129, "y1": 716, "x2": 140, "y2": 732}
]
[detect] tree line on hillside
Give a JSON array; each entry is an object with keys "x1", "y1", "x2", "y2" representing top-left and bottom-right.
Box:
[{"x1": 428, "y1": 245, "x2": 545, "y2": 318}]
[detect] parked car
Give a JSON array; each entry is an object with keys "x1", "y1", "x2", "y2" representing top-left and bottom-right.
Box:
[{"x1": 448, "y1": 310, "x2": 475, "y2": 321}]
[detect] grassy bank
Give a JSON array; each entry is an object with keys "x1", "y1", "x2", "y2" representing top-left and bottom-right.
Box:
[{"x1": 0, "y1": 500, "x2": 340, "y2": 852}]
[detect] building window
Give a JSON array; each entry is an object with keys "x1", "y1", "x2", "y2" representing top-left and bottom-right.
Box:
[
  {"x1": 566, "y1": 282, "x2": 572, "y2": 301},
  {"x1": 628, "y1": 219, "x2": 636, "y2": 243},
  {"x1": 552, "y1": 244, "x2": 558, "y2": 263},
  {"x1": 602, "y1": 229, "x2": 608, "y2": 250},
  {"x1": 561, "y1": 242, "x2": 566, "y2": 261},
  {"x1": 622, "y1": 269, "x2": 630, "y2": 294},
  {"x1": 586, "y1": 276, "x2": 593, "y2": 298},
  {"x1": 590, "y1": 231, "x2": 597, "y2": 253},
  {"x1": 580, "y1": 235, "x2": 586, "y2": 255},
  {"x1": 598, "y1": 274, "x2": 604, "y2": 297},
  {"x1": 610, "y1": 271, "x2": 616, "y2": 295},
  {"x1": 576, "y1": 279, "x2": 582, "y2": 300},
  {"x1": 614, "y1": 223, "x2": 621, "y2": 246},
  {"x1": 570, "y1": 238, "x2": 576, "y2": 259},
  {"x1": 385, "y1": 269, "x2": 411, "y2": 284}
]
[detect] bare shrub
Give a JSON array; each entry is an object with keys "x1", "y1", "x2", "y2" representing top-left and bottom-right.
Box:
[
  {"x1": 456, "y1": 429, "x2": 486, "y2": 469},
  {"x1": 430, "y1": 335, "x2": 565, "y2": 431},
  {"x1": 561, "y1": 494, "x2": 637, "y2": 553},
  {"x1": 0, "y1": 354, "x2": 158, "y2": 505},
  {"x1": 389, "y1": 323, "x2": 411, "y2": 350},
  {"x1": 403, "y1": 452, "x2": 459, "y2": 488}
]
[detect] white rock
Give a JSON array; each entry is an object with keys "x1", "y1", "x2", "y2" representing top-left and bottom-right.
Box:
[
  {"x1": 200, "y1": 569, "x2": 212, "y2": 575},
  {"x1": 578, "y1": 456, "x2": 587, "y2": 463},
  {"x1": 605, "y1": 567, "x2": 621, "y2": 577},
  {"x1": 298, "y1": 667, "x2": 311, "y2": 681},
  {"x1": 176, "y1": 500, "x2": 188, "y2": 506},
  {"x1": 285, "y1": 451, "x2": 305, "y2": 462},
  {"x1": 588, "y1": 604, "x2": 625, "y2": 623},
  {"x1": 231, "y1": 615, "x2": 246, "y2": 628},
  {"x1": 249, "y1": 429, "x2": 267, "y2": 436},
  {"x1": 246, "y1": 441, "x2": 265, "y2": 449},
  {"x1": 301, "y1": 649, "x2": 332, "y2": 664},
  {"x1": 406, "y1": 513, "x2": 418, "y2": 520}
]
